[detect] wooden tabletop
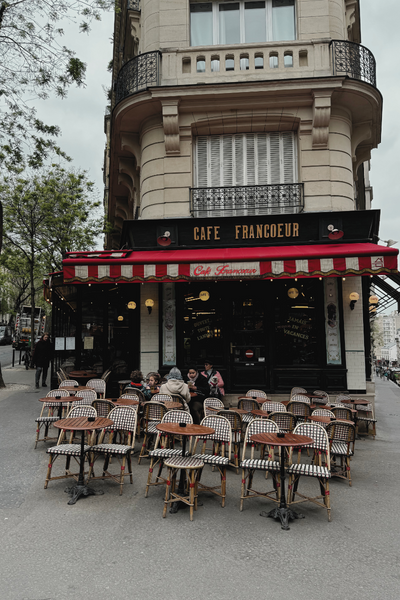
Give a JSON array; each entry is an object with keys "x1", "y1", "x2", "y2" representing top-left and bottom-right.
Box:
[
  {"x1": 59, "y1": 385, "x2": 95, "y2": 393},
  {"x1": 251, "y1": 432, "x2": 313, "y2": 448},
  {"x1": 156, "y1": 423, "x2": 215, "y2": 436},
  {"x1": 338, "y1": 398, "x2": 370, "y2": 405},
  {"x1": 54, "y1": 417, "x2": 113, "y2": 431},
  {"x1": 39, "y1": 396, "x2": 77, "y2": 403},
  {"x1": 237, "y1": 395, "x2": 266, "y2": 405},
  {"x1": 251, "y1": 409, "x2": 271, "y2": 416},
  {"x1": 309, "y1": 415, "x2": 335, "y2": 424},
  {"x1": 111, "y1": 398, "x2": 139, "y2": 406}
]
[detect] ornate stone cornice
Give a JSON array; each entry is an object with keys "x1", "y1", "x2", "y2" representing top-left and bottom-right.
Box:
[
  {"x1": 312, "y1": 91, "x2": 332, "y2": 148},
  {"x1": 161, "y1": 99, "x2": 180, "y2": 154}
]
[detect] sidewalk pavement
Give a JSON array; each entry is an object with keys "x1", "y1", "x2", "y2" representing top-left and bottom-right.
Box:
[{"x1": 0, "y1": 366, "x2": 399, "y2": 600}]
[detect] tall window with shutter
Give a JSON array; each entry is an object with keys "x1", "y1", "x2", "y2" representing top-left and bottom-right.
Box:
[{"x1": 194, "y1": 132, "x2": 297, "y2": 215}]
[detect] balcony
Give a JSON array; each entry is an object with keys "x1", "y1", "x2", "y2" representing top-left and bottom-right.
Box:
[
  {"x1": 331, "y1": 40, "x2": 376, "y2": 87},
  {"x1": 190, "y1": 183, "x2": 304, "y2": 218},
  {"x1": 114, "y1": 41, "x2": 377, "y2": 106},
  {"x1": 115, "y1": 51, "x2": 160, "y2": 105}
]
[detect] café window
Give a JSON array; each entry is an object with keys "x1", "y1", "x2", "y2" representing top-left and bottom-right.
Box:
[
  {"x1": 190, "y1": 1, "x2": 296, "y2": 47},
  {"x1": 182, "y1": 285, "x2": 224, "y2": 366},
  {"x1": 194, "y1": 131, "x2": 297, "y2": 188},
  {"x1": 274, "y1": 281, "x2": 322, "y2": 366}
]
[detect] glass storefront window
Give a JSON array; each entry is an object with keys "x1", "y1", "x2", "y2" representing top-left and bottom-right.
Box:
[{"x1": 274, "y1": 280, "x2": 320, "y2": 366}]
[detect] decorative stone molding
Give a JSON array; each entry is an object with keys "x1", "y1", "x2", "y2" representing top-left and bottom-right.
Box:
[
  {"x1": 312, "y1": 92, "x2": 332, "y2": 148},
  {"x1": 121, "y1": 133, "x2": 141, "y2": 169},
  {"x1": 162, "y1": 100, "x2": 180, "y2": 154},
  {"x1": 351, "y1": 122, "x2": 372, "y2": 163}
]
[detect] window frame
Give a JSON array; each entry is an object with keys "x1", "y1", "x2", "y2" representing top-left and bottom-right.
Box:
[{"x1": 189, "y1": 0, "x2": 296, "y2": 47}]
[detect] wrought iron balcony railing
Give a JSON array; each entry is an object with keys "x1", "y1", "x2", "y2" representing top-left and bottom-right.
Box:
[
  {"x1": 190, "y1": 183, "x2": 304, "y2": 217},
  {"x1": 115, "y1": 51, "x2": 160, "y2": 105},
  {"x1": 331, "y1": 40, "x2": 376, "y2": 88},
  {"x1": 127, "y1": 0, "x2": 140, "y2": 10}
]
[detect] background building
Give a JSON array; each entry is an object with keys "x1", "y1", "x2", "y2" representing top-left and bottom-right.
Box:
[{"x1": 49, "y1": 0, "x2": 398, "y2": 397}]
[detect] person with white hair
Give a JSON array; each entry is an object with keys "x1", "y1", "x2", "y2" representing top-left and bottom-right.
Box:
[{"x1": 159, "y1": 367, "x2": 191, "y2": 403}]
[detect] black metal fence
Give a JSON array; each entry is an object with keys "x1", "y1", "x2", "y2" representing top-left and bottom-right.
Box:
[
  {"x1": 115, "y1": 51, "x2": 160, "y2": 105},
  {"x1": 331, "y1": 40, "x2": 376, "y2": 88},
  {"x1": 190, "y1": 183, "x2": 304, "y2": 217}
]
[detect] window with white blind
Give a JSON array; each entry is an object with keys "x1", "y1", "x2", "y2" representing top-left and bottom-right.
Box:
[
  {"x1": 194, "y1": 132, "x2": 297, "y2": 188},
  {"x1": 190, "y1": 1, "x2": 296, "y2": 47}
]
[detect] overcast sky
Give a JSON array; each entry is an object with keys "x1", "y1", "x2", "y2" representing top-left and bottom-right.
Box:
[{"x1": 34, "y1": 2, "x2": 398, "y2": 247}]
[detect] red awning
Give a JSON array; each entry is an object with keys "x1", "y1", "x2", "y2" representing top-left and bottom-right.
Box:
[{"x1": 63, "y1": 243, "x2": 398, "y2": 284}]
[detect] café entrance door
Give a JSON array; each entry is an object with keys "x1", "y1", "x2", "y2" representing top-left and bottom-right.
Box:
[{"x1": 229, "y1": 285, "x2": 268, "y2": 390}]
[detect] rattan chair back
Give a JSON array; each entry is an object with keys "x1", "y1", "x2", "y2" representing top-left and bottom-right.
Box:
[
  {"x1": 268, "y1": 411, "x2": 297, "y2": 432},
  {"x1": 217, "y1": 409, "x2": 243, "y2": 440},
  {"x1": 101, "y1": 368, "x2": 112, "y2": 382},
  {"x1": 87, "y1": 379, "x2": 106, "y2": 398},
  {"x1": 331, "y1": 407, "x2": 353, "y2": 421},
  {"x1": 59, "y1": 380, "x2": 79, "y2": 388},
  {"x1": 293, "y1": 422, "x2": 330, "y2": 467},
  {"x1": 92, "y1": 399, "x2": 115, "y2": 417},
  {"x1": 312, "y1": 408, "x2": 335, "y2": 418},
  {"x1": 325, "y1": 420, "x2": 356, "y2": 449},
  {"x1": 287, "y1": 401, "x2": 311, "y2": 419},
  {"x1": 246, "y1": 389, "x2": 267, "y2": 399},
  {"x1": 66, "y1": 405, "x2": 97, "y2": 419},
  {"x1": 313, "y1": 390, "x2": 329, "y2": 404},
  {"x1": 242, "y1": 418, "x2": 279, "y2": 461},
  {"x1": 238, "y1": 398, "x2": 259, "y2": 412},
  {"x1": 72, "y1": 389, "x2": 97, "y2": 406},
  {"x1": 261, "y1": 401, "x2": 286, "y2": 413},
  {"x1": 193, "y1": 415, "x2": 232, "y2": 461},
  {"x1": 152, "y1": 393, "x2": 173, "y2": 404},
  {"x1": 290, "y1": 387, "x2": 307, "y2": 396},
  {"x1": 291, "y1": 394, "x2": 311, "y2": 404},
  {"x1": 204, "y1": 397, "x2": 224, "y2": 416}
]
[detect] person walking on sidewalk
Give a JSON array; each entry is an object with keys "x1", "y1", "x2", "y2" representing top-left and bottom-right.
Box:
[{"x1": 32, "y1": 333, "x2": 53, "y2": 389}]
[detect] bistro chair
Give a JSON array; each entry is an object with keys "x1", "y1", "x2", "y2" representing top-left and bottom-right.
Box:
[
  {"x1": 355, "y1": 402, "x2": 377, "y2": 438},
  {"x1": 34, "y1": 389, "x2": 71, "y2": 448},
  {"x1": 59, "y1": 380, "x2": 79, "y2": 389},
  {"x1": 217, "y1": 409, "x2": 243, "y2": 473},
  {"x1": 313, "y1": 390, "x2": 329, "y2": 404},
  {"x1": 121, "y1": 393, "x2": 141, "y2": 401},
  {"x1": 246, "y1": 389, "x2": 267, "y2": 399},
  {"x1": 238, "y1": 398, "x2": 259, "y2": 425},
  {"x1": 169, "y1": 394, "x2": 190, "y2": 412},
  {"x1": 287, "y1": 401, "x2": 311, "y2": 423},
  {"x1": 145, "y1": 410, "x2": 193, "y2": 497},
  {"x1": 325, "y1": 420, "x2": 356, "y2": 486},
  {"x1": 261, "y1": 401, "x2": 286, "y2": 414},
  {"x1": 162, "y1": 455, "x2": 205, "y2": 521},
  {"x1": 138, "y1": 401, "x2": 167, "y2": 464},
  {"x1": 191, "y1": 415, "x2": 232, "y2": 508},
  {"x1": 152, "y1": 393, "x2": 173, "y2": 404},
  {"x1": 335, "y1": 394, "x2": 352, "y2": 404},
  {"x1": 290, "y1": 387, "x2": 307, "y2": 397},
  {"x1": 88, "y1": 407, "x2": 137, "y2": 495},
  {"x1": 123, "y1": 387, "x2": 146, "y2": 404},
  {"x1": 268, "y1": 411, "x2": 297, "y2": 433},
  {"x1": 239, "y1": 418, "x2": 280, "y2": 512},
  {"x1": 204, "y1": 397, "x2": 224, "y2": 417},
  {"x1": 287, "y1": 422, "x2": 332, "y2": 522},
  {"x1": 44, "y1": 405, "x2": 97, "y2": 490},
  {"x1": 101, "y1": 368, "x2": 112, "y2": 382},
  {"x1": 331, "y1": 406, "x2": 353, "y2": 422},
  {"x1": 291, "y1": 394, "x2": 311, "y2": 404},
  {"x1": 72, "y1": 389, "x2": 97, "y2": 406},
  {"x1": 312, "y1": 408, "x2": 335, "y2": 418},
  {"x1": 87, "y1": 379, "x2": 106, "y2": 399},
  {"x1": 92, "y1": 399, "x2": 115, "y2": 417}
]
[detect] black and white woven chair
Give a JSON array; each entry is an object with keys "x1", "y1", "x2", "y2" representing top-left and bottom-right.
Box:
[
  {"x1": 138, "y1": 401, "x2": 167, "y2": 464},
  {"x1": 287, "y1": 401, "x2": 311, "y2": 423},
  {"x1": 331, "y1": 406, "x2": 354, "y2": 421},
  {"x1": 88, "y1": 406, "x2": 137, "y2": 495},
  {"x1": 246, "y1": 389, "x2": 267, "y2": 399},
  {"x1": 238, "y1": 398, "x2": 259, "y2": 425},
  {"x1": 290, "y1": 387, "x2": 307, "y2": 397},
  {"x1": 239, "y1": 418, "x2": 280, "y2": 512},
  {"x1": 34, "y1": 389, "x2": 71, "y2": 448},
  {"x1": 145, "y1": 410, "x2": 193, "y2": 497},
  {"x1": 287, "y1": 422, "x2": 332, "y2": 521},
  {"x1": 151, "y1": 393, "x2": 173, "y2": 404},
  {"x1": 261, "y1": 401, "x2": 287, "y2": 414},
  {"x1": 312, "y1": 408, "x2": 335, "y2": 419},
  {"x1": 291, "y1": 394, "x2": 311, "y2": 404},
  {"x1": 204, "y1": 397, "x2": 224, "y2": 417},
  {"x1": 86, "y1": 379, "x2": 106, "y2": 399},
  {"x1": 91, "y1": 399, "x2": 115, "y2": 417},
  {"x1": 355, "y1": 402, "x2": 376, "y2": 438},
  {"x1": 217, "y1": 409, "x2": 243, "y2": 473},
  {"x1": 191, "y1": 415, "x2": 232, "y2": 507},
  {"x1": 59, "y1": 380, "x2": 79, "y2": 389},
  {"x1": 313, "y1": 390, "x2": 329, "y2": 405},
  {"x1": 44, "y1": 405, "x2": 97, "y2": 489},
  {"x1": 162, "y1": 455, "x2": 205, "y2": 521},
  {"x1": 268, "y1": 411, "x2": 297, "y2": 433},
  {"x1": 72, "y1": 389, "x2": 97, "y2": 406},
  {"x1": 325, "y1": 420, "x2": 356, "y2": 486}
]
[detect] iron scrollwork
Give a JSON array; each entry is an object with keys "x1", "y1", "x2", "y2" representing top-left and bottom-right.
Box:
[
  {"x1": 115, "y1": 51, "x2": 160, "y2": 104},
  {"x1": 331, "y1": 40, "x2": 376, "y2": 88},
  {"x1": 190, "y1": 183, "x2": 304, "y2": 217}
]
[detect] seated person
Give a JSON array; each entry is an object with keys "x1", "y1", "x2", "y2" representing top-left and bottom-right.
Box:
[
  {"x1": 143, "y1": 372, "x2": 162, "y2": 400},
  {"x1": 201, "y1": 360, "x2": 225, "y2": 399},
  {"x1": 124, "y1": 369, "x2": 145, "y2": 395},
  {"x1": 186, "y1": 366, "x2": 209, "y2": 424},
  {"x1": 159, "y1": 367, "x2": 191, "y2": 405}
]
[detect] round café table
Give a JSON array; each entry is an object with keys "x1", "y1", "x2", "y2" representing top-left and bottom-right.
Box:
[
  {"x1": 39, "y1": 396, "x2": 77, "y2": 418},
  {"x1": 105, "y1": 397, "x2": 139, "y2": 407},
  {"x1": 251, "y1": 408, "x2": 271, "y2": 417},
  {"x1": 250, "y1": 431, "x2": 313, "y2": 530},
  {"x1": 59, "y1": 385, "x2": 95, "y2": 396},
  {"x1": 54, "y1": 416, "x2": 113, "y2": 505},
  {"x1": 156, "y1": 423, "x2": 215, "y2": 513}
]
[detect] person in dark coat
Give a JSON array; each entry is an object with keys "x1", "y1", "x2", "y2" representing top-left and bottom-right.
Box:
[
  {"x1": 32, "y1": 333, "x2": 53, "y2": 389},
  {"x1": 186, "y1": 366, "x2": 209, "y2": 424}
]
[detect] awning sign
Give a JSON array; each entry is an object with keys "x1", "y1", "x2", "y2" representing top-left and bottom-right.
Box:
[{"x1": 190, "y1": 262, "x2": 260, "y2": 279}]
